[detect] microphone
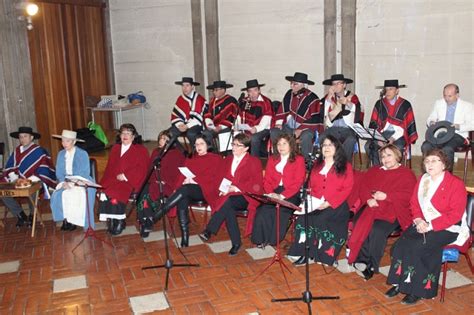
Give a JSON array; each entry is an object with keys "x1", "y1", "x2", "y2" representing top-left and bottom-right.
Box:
[{"x1": 154, "y1": 133, "x2": 179, "y2": 165}]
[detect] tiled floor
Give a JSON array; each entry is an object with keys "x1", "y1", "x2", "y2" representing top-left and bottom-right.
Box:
[{"x1": 0, "y1": 206, "x2": 473, "y2": 314}]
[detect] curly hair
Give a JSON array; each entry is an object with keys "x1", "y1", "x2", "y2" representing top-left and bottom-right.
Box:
[
  {"x1": 315, "y1": 134, "x2": 347, "y2": 175},
  {"x1": 116, "y1": 123, "x2": 142, "y2": 144},
  {"x1": 272, "y1": 133, "x2": 299, "y2": 163},
  {"x1": 422, "y1": 148, "x2": 451, "y2": 173}
]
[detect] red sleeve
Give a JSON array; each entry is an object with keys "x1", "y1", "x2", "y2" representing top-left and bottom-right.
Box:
[
  {"x1": 123, "y1": 145, "x2": 150, "y2": 191},
  {"x1": 410, "y1": 179, "x2": 423, "y2": 220},
  {"x1": 263, "y1": 157, "x2": 278, "y2": 194},
  {"x1": 235, "y1": 156, "x2": 263, "y2": 195},
  {"x1": 431, "y1": 178, "x2": 467, "y2": 231},
  {"x1": 385, "y1": 169, "x2": 417, "y2": 204},
  {"x1": 325, "y1": 163, "x2": 354, "y2": 209},
  {"x1": 100, "y1": 145, "x2": 120, "y2": 187},
  {"x1": 281, "y1": 156, "x2": 306, "y2": 199}
]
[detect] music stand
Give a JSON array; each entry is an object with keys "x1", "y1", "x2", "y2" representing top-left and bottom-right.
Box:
[
  {"x1": 246, "y1": 192, "x2": 300, "y2": 288},
  {"x1": 140, "y1": 136, "x2": 199, "y2": 290},
  {"x1": 66, "y1": 177, "x2": 113, "y2": 253}
]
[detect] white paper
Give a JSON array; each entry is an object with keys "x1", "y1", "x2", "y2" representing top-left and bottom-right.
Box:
[
  {"x1": 28, "y1": 175, "x2": 41, "y2": 182},
  {"x1": 178, "y1": 167, "x2": 196, "y2": 179},
  {"x1": 294, "y1": 196, "x2": 325, "y2": 215},
  {"x1": 237, "y1": 123, "x2": 252, "y2": 131},
  {"x1": 218, "y1": 131, "x2": 233, "y2": 152},
  {"x1": 66, "y1": 175, "x2": 102, "y2": 188},
  {"x1": 219, "y1": 178, "x2": 232, "y2": 194}
]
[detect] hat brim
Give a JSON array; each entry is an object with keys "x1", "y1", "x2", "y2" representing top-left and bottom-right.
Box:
[
  {"x1": 425, "y1": 121, "x2": 456, "y2": 145},
  {"x1": 174, "y1": 81, "x2": 200, "y2": 86},
  {"x1": 375, "y1": 84, "x2": 407, "y2": 89},
  {"x1": 285, "y1": 76, "x2": 314, "y2": 85},
  {"x1": 52, "y1": 135, "x2": 85, "y2": 143},
  {"x1": 206, "y1": 84, "x2": 234, "y2": 90},
  {"x1": 322, "y1": 78, "x2": 353, "y2": 85},
  {"x1": 241, "y1": 84, "x2": 265, "y2": 91},
  {"x1": 10, "y1": 131, "x2": 41, "y2": 139}
]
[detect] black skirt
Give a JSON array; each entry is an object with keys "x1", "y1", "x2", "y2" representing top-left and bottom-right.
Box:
[
  {"x1": 288, "y1": 202, "x2": 350, "y2": 265},
  {"x1": 386, "y1": 225, "x2": 457, "y2": 299},
  {"x1": 98, "y1": 194, "x2": 127, "y2": 220}
]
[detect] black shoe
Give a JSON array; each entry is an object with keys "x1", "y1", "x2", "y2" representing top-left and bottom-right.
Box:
[
  {"x1": 111, "y1": 219, "x2": 126, "y2": 235},
  {"x1": 293, "y1": 256, "x2": 308, "y2": 266},
  {"x1": 401, "y1": 294, "x2": 421, "y2": 305},
  {"x1": 139, "y1": 224, "x2": 150, "y2": 238},
  {"x1": 143, "y1": 217, "x2": 154, "y2": 232},
  {"x1": 67, "y1": 223, "x2": 77, "y2": 231},
  {"x1": 16, "y1": 211, "x2": 29, "y2": 228},
  {"x1": 27, "y1": 214, "x2": 33, "y2": 228},
  {"x1": 361, "y1": 268, "x2": 374, "y2": 281},
  {"x1": 199, "y1": 230, "x2": 211, "y2": 242},
  {"x1": 106, "y1": 219, "x2": 114, "y2": 234},
  {"x1": 385, "y1": 286, "x2": 400, "y2": 298},
  {"x1": 228, "y1": 244, "x2": 241, "y2": 256}
]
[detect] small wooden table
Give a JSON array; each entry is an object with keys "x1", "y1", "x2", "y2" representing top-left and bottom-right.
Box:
[{"x1": 0, "y1": 181, "x2": 43, "y2": 237}]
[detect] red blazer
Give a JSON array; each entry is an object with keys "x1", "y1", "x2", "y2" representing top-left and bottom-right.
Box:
[
  {"x1": 213, "y1": 153, "x2": 263, "y2": 236},
  {"x1": 264, "y1": 155, "x2": 306, "y2": 199},
  {"x1": 309, "y1": 162, "x2": 354, "y2": 209},
  {"x1": 148, "y1": 148, "x2": 185, "y2": 200},
  {"x1": 100, "y1": 144, "x2": 150, "y2": 204},
  {"x1": 411, "y1": 172, "x2": 467, "y2": 231}
]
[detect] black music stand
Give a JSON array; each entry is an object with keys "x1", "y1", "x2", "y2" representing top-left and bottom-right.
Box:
[
  {"x1": 270, "y1": 160, "x2": 339, "y2": 314},
  {"x1": 140, "y1": 136, "x2": 199, "y2": 290},
  {"x1": 246, "y1": 193, "x2": 300, "y2": 288},
  {"x1": 67, "y1": 177, "x2": 113, "y2": 253}
]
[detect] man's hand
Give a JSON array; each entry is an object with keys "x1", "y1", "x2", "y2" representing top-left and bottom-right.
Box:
[
  {"x1": 250, "y1": 127, "x2": 257, "y2": 134},
  {"x1": 453, "y1": 124, "x2": 460, "y2": 130},
  {"x1": 177, "y1": 124, "x2": 188, "y2": 133},
  {"x1": 388, "y1": 137, "x2": 395, "y2": 144},
  {"x1": 294, "y1": 129, "x2": 302, "y2": 138},
  {"x1": 275, "y1": 124, "x2": 282, "y2": 130}
]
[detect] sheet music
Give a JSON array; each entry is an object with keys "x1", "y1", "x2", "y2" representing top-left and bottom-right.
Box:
[
  {"x1": 219, "y1": 178, "x2": 232, "y2": 194},
  {"x1": 349, "y1": 123, "x2": 388, "y2": 142},
  {"x1": 66, "y1": 175, "x2": 102, "y2": 188},
  {"x1": 178, "y1": 167, "x2": 196, "y2": 179},
  {"x1": 236, "y1": 123, "x2": 252, "y2": 131},
  {"x1": 218, "y1": 131, "x2": 232, "y2": 152},
  {"x1": 294, "y1": 196, "x2": 325, "y2": 215}
]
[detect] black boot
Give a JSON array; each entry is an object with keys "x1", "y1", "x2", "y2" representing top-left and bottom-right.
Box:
[
  {"x1": 106, "y1": 219, "x2": 114, "y2": 234},
  {"x1": 60, "y1": 219, "x2": 68, "y2": 231},
  {"x1": 153, "y1": 193, "x2": 184, "y2": 222},
  {"x1": 16, "y1": 211, "x2": 28, "y2": 228},
  {"x1": 178, "y1": 207, "x2": 190, "y2": 247},
  {"x1": 111, "y1": 219, "x2": 126, "y2": 235},
  {"x1": 26, "y1": 213, "x2": 33, "y2": 228}
]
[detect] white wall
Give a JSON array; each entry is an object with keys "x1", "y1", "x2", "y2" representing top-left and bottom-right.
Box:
[
  {"x1": 219, "y1": 0, "x2": 325, "y2": 101},
  {"x1": 109, "y1": 0, "x2": 194, "y2": 140},
  {"x1": 356, "y1": 0, "x2": 473, "y2": 155}
]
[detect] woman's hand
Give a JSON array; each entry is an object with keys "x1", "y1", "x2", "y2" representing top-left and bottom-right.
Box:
[
  {"x1": 317, "y1": 201, "x2": 330, "y2": 210},
  {"x1": 116, "y1": 173, "x2": 127, "y2": 181},
  {"x1": 63, "y1": 182, "x2": 73, "y2": 190},
  {"x1": 228, "y1": 185, "x2": 239, "y2": 193},
  {"x1": 415, "y1": 219, "x2": 430, "y2": 233},
  {"x1": 367, "y1": 198, "x2": 379, "y2": 208},
  {"x1": 372, "y1": 191, "x2": 387, "y2": 201}
]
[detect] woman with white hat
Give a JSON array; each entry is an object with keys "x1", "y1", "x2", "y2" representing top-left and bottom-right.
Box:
[{"x1": 50, "y1": 130, "x2": 96, "y2": 231}]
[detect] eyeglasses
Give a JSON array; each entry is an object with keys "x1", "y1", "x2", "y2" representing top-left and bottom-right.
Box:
[
  {"x1": 231, "y1": 143, "x2": 245, "y2": 148},
  {"x1": 423, "y1": 158, "x2": 442, "y2": 164},
  {"x1": 120, "y1": 132, "x2": 133, "y2": 136},
  {"x1": 321, "y1": 143, "x2": 335, "y2": 147},
  {"x1": 331, "y1": 81, "x2": 344, "y2": 86}
]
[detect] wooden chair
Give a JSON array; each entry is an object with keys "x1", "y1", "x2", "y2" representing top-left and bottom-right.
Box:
[
  {"x1": 454, "y1": 131, "x2": 473, "y2": 183},
  {"x1": 0, "y1": 142, "x2": 5, "y2": 172}
]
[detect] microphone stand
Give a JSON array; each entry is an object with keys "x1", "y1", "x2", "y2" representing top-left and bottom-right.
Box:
[
  {"x1": 271, "y1": 156, "x2": 339, "y2": 315},
  {"x1": 141, "y1": 135, "x2": 199, "y2": 290}
]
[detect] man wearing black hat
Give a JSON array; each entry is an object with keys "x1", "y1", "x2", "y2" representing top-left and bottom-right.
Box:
[
  {"x1": 271, "y1": 72, "x2": 323, "y2": 159},
  {"x1": 202, "y1": 80, "x2": 239, "y2": 147},
  {"x1": 421, "y1": 83, "x2": 474, "y2": 165},
  {"x1": 365, "y1": 80, "x2": 418, "y2": 166},
  {"x1": 321, "y1": 74, "x2": 363, "y2": 160},
  {"x1": 236, "y1": 79, "x2": 273, "y2": 157},
  {"x1": 169, "y1": 77, "x2": 207, "y2": 146},
  {"x1": 1, "y1": 127, "x2": 56, "y2": 227}
]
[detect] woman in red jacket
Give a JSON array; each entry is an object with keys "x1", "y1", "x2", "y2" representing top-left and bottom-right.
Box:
[
  {"x1": 288, "y1": 134, "x2": 354, "y2": 266},
  {"x1": 251, "y1": 134, "x2": 305, "y2": 246},
  {"x1": 138, "y1": 130, "x2": 186, "y2": 238},
  {"x1": 384, "y1": 149, "x2": 468, "y2": 305},
  {"x1": 347, "y1": 144, "x2": 416, "y2": 280},
  {"x1": 199, "y1": 133, "x2": 263, "y2": 256},
  {"x1": 154, "y1": 134, "x2": 222, "y2": 247},
  {"x1": 98, "y1": 124, "x2": 149, "y2": 235}
]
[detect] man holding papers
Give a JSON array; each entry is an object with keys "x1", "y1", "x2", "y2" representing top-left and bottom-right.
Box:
[
  {"x1": 154, "y1": 134, "x2": 222, "y2": 247},
  {"x1": 236, "y1": 79, "x2": 273, "y2": 157}
]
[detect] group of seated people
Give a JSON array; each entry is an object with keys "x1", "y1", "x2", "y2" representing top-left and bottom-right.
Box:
[{"x1": 0, "y1": 74, "x2": 472, "y2": 306}]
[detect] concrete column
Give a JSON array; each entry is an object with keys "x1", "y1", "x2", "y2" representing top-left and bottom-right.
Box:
[
  {"x1": 0, "y1": 0, "x2": 37, "y2": 154},
  {"x1": 324, "y1": 0, "x2": 337, "y2": 82},
  {"x1": 191, "y1": 0, "x2": 205, "y2": 96},
  {"x1": 341, "y1": 0, "x2": 356, "y2": 90},
  {"x1": 204, "y1": 0, "x2": 220, "y2": 98}
]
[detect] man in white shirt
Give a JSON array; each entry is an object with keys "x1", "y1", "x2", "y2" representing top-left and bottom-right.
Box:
[{"x1": 421, "y1": 84, "x2": 474, "y2": 166}]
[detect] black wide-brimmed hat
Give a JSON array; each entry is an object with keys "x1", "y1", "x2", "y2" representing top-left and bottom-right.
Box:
[
  {"x1": 375, "y1": 79, "x2": 407, "y2": 89},
  {"x1": 241, "y1": 79, "x2": 265, "y2": 91},
  {"x1": 322, "y1": 74, "x2": 353, "y2": 85},
  {"x1": 425, "y1": 120, "x2": 456, "y2": 145},
  {"x1": 285, "y1": 72, "x2": 314, "y2": 85},
  {"x1": 10, "y1": 126, "x2": 41, "y2": 139},
  {"x1": 174, "y1": 77, "x2": 200, "y2": 86},
  {"x1": 206, "y1": 80, "x2": 233, "y2": 90}
]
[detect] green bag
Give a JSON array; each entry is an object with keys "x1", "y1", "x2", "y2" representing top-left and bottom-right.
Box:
[{"x1": 88, "y1": 121, "x2": 109, "y2": 145}]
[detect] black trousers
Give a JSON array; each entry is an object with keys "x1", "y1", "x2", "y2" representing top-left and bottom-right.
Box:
[
  {"x1": 421, "y1": 133, "x2": 465, "y2": 168},
  {"x1": 356, "y1": 219, "x2": 400, "y2": 272},
  {"x1": 169, "y1": 124, "x2": 203, "y2": 147},
  {"x1": 173, "y1": 184, "x2": 205, "y2": 222},
  {"x1": 206, "y1": 195, "x2": 248, "y2": 246}
]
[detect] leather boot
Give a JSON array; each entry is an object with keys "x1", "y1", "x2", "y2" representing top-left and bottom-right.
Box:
[
  {"x1": 106, "y1": 219, "x2": 114, "y2": 234},
  {"x1": 178, "y1": 207, "x2": 190, "y2": 247},
  {"x1": 112, "y1": 219, "x2": 126, "y2": 235},
  {"x1": 16, "y1": 211, "x2": 28, "y2": 228}
]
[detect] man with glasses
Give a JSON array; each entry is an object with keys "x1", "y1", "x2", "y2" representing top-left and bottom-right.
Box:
[
  {"x1": 271, "y1": 72, "x2": 323, "y2": 160},
  {"x1": 421, "y1": 83, "x2": 474, "y2": 166},
  {"x1": 321, "y1": 74, "x2": 363, "y2": 161},
  {"x1": 202, "y1": 80, "x2": 239, "y2": 150},
  {"x1": 170, "y1": 77, "x2": 207, "y2": 147}
]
